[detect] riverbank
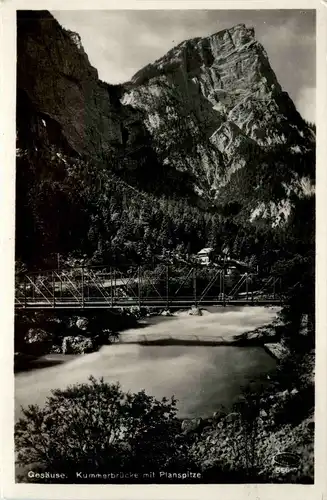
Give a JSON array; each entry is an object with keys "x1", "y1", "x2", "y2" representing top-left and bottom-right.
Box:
[
  {"x1": 14, "y1": 306, "x2": 281, "y2": 368},
  {"x1": 187, "y1": 346, "x2": 315, "y2": 483},
  {"x1": 14, "y1": 307, "x2": 143, "y2": 362}
]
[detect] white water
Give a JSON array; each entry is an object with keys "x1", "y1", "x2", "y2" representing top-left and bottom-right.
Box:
[
  {"x1": 120, "y1": 305, "x2": 279, "y2": 343},
  {"x1": 15, "y1": 306, "x2": 279, "y2": 421}
]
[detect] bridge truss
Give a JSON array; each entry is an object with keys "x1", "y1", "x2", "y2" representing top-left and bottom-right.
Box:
[{"x1": 15, "y1": 264, "x2": 285, "y2": 310}]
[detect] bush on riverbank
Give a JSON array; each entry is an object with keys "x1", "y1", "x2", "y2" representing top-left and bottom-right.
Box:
[{"x1": 15, "y1": 376, "x2": 197, "y2": 482}]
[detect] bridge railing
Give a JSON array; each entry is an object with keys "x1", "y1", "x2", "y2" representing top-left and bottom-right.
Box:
[{"x1": 15, "y1": 264, "x2": 286, "y2": 309}]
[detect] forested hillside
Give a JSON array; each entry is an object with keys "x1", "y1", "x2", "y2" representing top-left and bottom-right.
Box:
[{"x1": 16, "y1": 10, "x2": 315, "y2": 312}]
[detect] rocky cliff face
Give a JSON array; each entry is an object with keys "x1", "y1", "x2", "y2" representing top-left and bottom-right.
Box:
[
  {"x1": 122, "y1": 24, "x2": 315, "y2": 225},
  {"x1": 17, "y1": 11, "x2": 148, "y2": 160}
]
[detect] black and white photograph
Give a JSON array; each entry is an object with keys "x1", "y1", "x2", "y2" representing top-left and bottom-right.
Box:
[{"x1": 8, "y1": 5, "x2": 319, "y2": 489}]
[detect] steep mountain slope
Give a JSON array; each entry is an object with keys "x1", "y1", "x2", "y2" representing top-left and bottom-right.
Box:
[
  {"x1": 17, "y1": 10, "x2": 135, "y2": 157},
  {"x1": 16, "y1": 11, "x2": 212, "y2": 268},
  {"x1": 123, "y1": 24, "x2": 315, "y2": 224}
]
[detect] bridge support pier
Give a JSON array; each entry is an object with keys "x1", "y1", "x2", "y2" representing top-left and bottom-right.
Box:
[
  {"x1": 81, "y1": 266, "x2": 85, "y2": 309},
  {"x1": 138, "y1": 266, "x2": 142, "y2": 308},
  {"x1": 193, "y1": 267, "x2": 197, "y2": 308},
  {"x1": 166, "y1": 265, "x2": 170, "y2": 311},
  {"x1": 52, "y1": 271, "x2": 55, "y2": 308}
]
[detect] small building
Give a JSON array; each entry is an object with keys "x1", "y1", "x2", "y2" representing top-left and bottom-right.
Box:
[
  {"x1": 196, "y1": 248, "x2": 251, "y2": 275},
  {"x1": 196, "y1": 247, "x2": 214, "y2": 265},
  {"x1": 225, "y1": 264, "x2": 237, "y2": 276}
]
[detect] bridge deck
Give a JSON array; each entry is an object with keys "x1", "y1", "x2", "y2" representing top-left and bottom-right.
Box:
[{"x1": 15, "y1": 298, "x2": 284, "y2": 309}]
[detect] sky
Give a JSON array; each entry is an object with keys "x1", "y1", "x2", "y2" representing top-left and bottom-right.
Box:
[{"x1": 52, "y1": 9, "x2": 316, "y2": 123}]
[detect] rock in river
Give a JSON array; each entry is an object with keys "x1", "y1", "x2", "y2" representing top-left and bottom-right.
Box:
[
  {"x1": 62, "y1": 335, "x2": 95, "y2": 354},
  {"x1": 24, "y1": 328, "x2": 53, "y2": 355},
  {"x1": 76, "y1": 317, "x2": 89, "y2": 331}
]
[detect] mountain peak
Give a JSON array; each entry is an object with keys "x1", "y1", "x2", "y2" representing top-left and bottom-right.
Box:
[
  {"x1": 210, "y1": 23, "x2": 255, "y2": 42},
  {"x1": 126, "y1": 24, "x2": 270, "y2": 93},
  {"x1": 123, "y1": 22, "x2": 314, "y2": 225}
]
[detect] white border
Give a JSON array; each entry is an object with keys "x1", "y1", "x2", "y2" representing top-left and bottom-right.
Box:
[{"x1": 0, "y1": 1, "x2": 326, "y2": 499}]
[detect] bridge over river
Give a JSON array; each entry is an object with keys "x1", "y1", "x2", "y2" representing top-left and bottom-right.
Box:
[{"x1": 15, "y1": 263, "x2": 285, "y2": 310}]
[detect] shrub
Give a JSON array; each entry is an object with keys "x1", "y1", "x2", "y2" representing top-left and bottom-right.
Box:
[
  {"x1": 212, "y1": 389, "x2": 264, "y2": 480},
  {"x1": 191, "y1": 390, "x2": 264, "y2": 482},
  {"x1": 15, "y1": 377, "x2": 192, "y2": 482},
  {"x1": 273, "y1": 384, "x2": 314, "y2": 427}
]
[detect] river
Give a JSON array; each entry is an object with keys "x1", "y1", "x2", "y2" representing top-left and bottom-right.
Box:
[{"x1": 15, "y1": 306, "x2": 279, "y2": 421}]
